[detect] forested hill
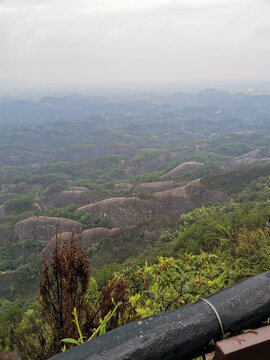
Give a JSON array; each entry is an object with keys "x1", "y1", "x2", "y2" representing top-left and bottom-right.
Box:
[{"x1": 1, "y1": 89, "x2": 270, "y2": 359}]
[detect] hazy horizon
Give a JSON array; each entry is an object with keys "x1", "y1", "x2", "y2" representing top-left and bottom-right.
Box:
[
  {"x1": 1, "y1": 0, "x2": 270, "y2": 93},
  {"x1": 1, "y1": 79, "x2": 270, "y2": 100}
]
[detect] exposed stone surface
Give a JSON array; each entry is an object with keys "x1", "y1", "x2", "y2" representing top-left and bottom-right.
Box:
[
  {"x1": 14, "y1": 216, "x2": 84, "y2": 243},
  {"x1": 230, "y1": 157, "x2": 270, "y2": 168},
  {"x1": 41, "y1": 232, "x2": 77, "y2": 260},
  {"x1": 41, "y1": 227, "x2": 120, "y2": 260},
  {"x1": 38, "y1": 189, "x2": 91, "y2": 208},
  {"x1": 80, "y1": 227, "x2": 120, "y2": 247},
  {"x1": 114, "y1": 183, "x2": 133, "y2": 191},
  {"x1": 161, "y1": 162, "x2": 204, "y2": 178},
  {"x1": 232, "y1": 149, "x2": 260, "y2": 160},
  {"x1": 0, "y1": 204, "x2": 4, "y2": 218},
  {"x1": 68, "y1": 186, "x2": 89, "y2": 191},
  {"x1": 78, "y1": 179, "x2": 225, "y2": 227},
  {"x1": 78, "y1": 197, "x2": 157, "y2": 227},
  {"x1": 132, "y1": 181, "x2": 174, "y2": 194},
  {"x1": 153, "y1": 179, "x2": 225, "y2": 206},
  {"x1": 221, "y1": 149, "x2": 270, "y2": 170}
]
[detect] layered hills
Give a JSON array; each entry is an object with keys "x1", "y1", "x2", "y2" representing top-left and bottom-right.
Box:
[
  {"x1": 1, "y1": 88, "x2": 270, "y2": 305},
  {"x1": 78, "y1": 179, "x2": 225, "y2": 227}
]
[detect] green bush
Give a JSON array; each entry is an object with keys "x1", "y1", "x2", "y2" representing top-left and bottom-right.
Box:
[{"x1": 4, "y1": 195, "x2": 35, "y2": 215}]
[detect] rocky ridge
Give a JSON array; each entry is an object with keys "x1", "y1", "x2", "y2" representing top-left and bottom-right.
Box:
[
  {"x1": 0, "y1": 204, "x2": 4, "y2": 218},
  {"x1": 38, "y1": 187, "x2": 91, "y2": 208},
  {"x1": 78, "y1": 179, "x2": 226, "y2": 227},
  {"x1": 161, "y1": 162, "x2": 204, "y2": 178},
  {"x1": 41, "y1": 227, "x2": 120, "y2": 260},
  {"x1": 221, "y1": 149, "x2": 270, "y2": 171},
  {"x1": 132, "y1": 181, "x2": 174, "y2": 194},
  {"x1": 14, "y1": 216, "x2": 85, "y2": 243}
]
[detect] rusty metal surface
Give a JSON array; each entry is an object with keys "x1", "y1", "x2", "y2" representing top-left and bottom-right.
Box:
[{"x1": 215, "y1": 325, "x2": 270, "y2": 360}]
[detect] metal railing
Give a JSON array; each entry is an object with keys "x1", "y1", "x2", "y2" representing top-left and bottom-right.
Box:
[{"x1": 51, "y1": 272, "x2": 270, "y2": 360}]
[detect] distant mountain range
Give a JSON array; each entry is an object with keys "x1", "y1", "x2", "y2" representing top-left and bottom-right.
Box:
[{"x1": 1, "y1": 89, "x2": 270, "y2": 125}]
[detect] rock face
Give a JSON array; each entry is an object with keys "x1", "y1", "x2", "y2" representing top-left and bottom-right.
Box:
[
  {"x1": 41, "y1": 227, "x2": 120, "y2": 260},
  {"x1": 153, "y1": 179, "x2": 224, "y2": 206},
  {"x1": 161, "y1": 162, "x2": 204, "y2": 178},
  {"x1": 229, "y1": 157, "x2": 270, "y2": 169},
  {"x1": 38, "y1": 188, "x2": 91, "y2": 208},
  {"x1": 78, "y1": 179, "x2": 225, "y2": 227},
  {"x1": 0, "y1": 204, "x2": 4, "y2": 218},
  {"x1": 221, "y1": 149, "x2": 270, "y2": 171},
  {"x1": 132, "y1": 181, "x2": 174, "y2": 194},
  {"x1": 79, "y1": 197, "x2": 157, "y2": 227},
  {"x1": 41, "y1": 232, "x2": 75, "y2": 259},
  {"x1": 114, "y1": 183, "x2": 133, "y2": 191},
  {"x1": 233, "y1": 149, "x2": 260, "y2": 160},
  {"x1": 68, "y1": 186, "x2": 89, "y2": 191},
  {"x1": 80, "y1": 227, "x2": 120, "y2": 247},
  {"x1": 14, "y1": 216, "x2": 85, "y2": 243}
]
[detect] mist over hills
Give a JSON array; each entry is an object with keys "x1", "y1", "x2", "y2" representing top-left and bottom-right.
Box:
[
  {"x1": 0, "y1": 89, "x2": 269, "y2": 167},
  {"x1": 1, "y1": 89, "x2": 270, "y2": 125},
  {"x1": 1, "y1": 84, "x2": 270, "y2": 359}
]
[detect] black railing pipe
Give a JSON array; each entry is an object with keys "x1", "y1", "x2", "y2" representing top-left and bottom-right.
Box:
[{"x1": 51, "y1": 272, "x2": 270, "y2": 360}]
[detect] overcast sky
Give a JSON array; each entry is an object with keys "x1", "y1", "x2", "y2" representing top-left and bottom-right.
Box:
[{"x1": 0, "y1": 0, "x2": 270, "y2": 91}]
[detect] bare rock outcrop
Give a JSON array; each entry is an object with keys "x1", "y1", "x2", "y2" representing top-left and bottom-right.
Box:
[
  {"x1": 229, "y1": 157, "x2": 270, "y2": 169},
  {"x1": 41, "y1": 232, "x2": 74, "y2": 259},
  {"x1": 114, "y1": 183, "x2": 133, "y2": 191},
  {"x1": 78, "y1": 179, "x2": 225, "y2": 227},
  {"x1": 221, "y1": 149, "x2": 270, "y2": 171},
  {"x1": 153, "y1": 179, "x2": 225, "y2": 206},
  {"x1": 78, "y1": 197, "x2": 157, "y2": 227},
  {"x1": 232, "y1": 149, "x2": 260, "y2": 160},
  {"x1": 161, "y1": 161, "x2": 204, "y2": 178},
  {"x1": 41, "y1": 227, "x2": 120, "y2": 260},
  {"x1": 14, "y1": 216, "x2": 85, "y2": 243},
  {"x1": 38, "y1": 188, "x2": 91, "y2": 208},
  {"x1": 132, "y1": 181, "x2": 174, "y2": 194},
  {"x1": 80, "y1": 227, "x2": 120, "y2": 247},
  {"x1": 69, "y1": 186, "x2": 89, "y2": 191},
  {"x1": 0, "y1": 204, "x2": 4, "y2": 218}
]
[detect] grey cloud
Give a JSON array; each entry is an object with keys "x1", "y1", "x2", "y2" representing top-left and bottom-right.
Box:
[{"x1": 0, "y1": 0, "x2": 269, "y2": 89}]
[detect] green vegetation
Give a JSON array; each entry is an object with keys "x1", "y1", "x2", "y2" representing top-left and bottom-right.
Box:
[
  {"x1": 34, "y1": 204, "x2": 108, "y2": 229},
  {"x1": 1, "y1": 92, "x2": 270, "y2": 358},
  {"x1": 202, "y1": 162, "x2": 270, "y2": 194},
  {"x1": 4, "y1": 195, "x2": 35, "y2": 215}
]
